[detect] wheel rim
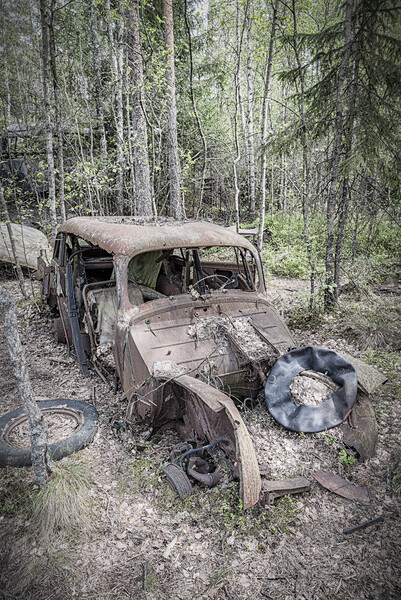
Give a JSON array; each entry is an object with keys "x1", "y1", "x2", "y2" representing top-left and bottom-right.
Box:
[{"x1": 2, "y1": 407, "x2": 84, "y2": 447}]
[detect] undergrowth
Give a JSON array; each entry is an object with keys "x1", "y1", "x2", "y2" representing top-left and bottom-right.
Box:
[
  {"x1": 31, "y1": 459, "x2": 95, "y2": 542},
  {"x1": 0, "y1": 457, "x2": 96, "y2": 598},
  {"x1": 339, "y1": 298, "x2": 401, "y2": 351}
]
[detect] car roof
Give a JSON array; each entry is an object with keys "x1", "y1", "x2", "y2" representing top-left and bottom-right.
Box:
[{"x1": 59, "y1": 217, "x2": 257, "y2": 258}]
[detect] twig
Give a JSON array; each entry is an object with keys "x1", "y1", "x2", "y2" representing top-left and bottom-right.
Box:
[
  {"x1": 49, "y1": 356, "x2": 71, "y2": 365},
  {"x1": 142, "y1": 561, "x2": 148, "y2": 591},
  {"x1": 220, "y1": 531, "x2": 227, "y2": 556},
  {"x1": 343, "y1": 516, "x2": 384, "y2": 534},
  {"x1": 299, "y1": 370, "x2": 338, "y2": 391}
]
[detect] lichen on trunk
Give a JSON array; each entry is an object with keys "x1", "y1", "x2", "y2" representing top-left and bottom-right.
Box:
[{"x1": 0, "y1": 286, "x2": 54, "y2": 486}]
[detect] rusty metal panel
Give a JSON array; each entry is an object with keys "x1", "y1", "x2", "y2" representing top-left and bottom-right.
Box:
[
  {"x1": 167, "y1": 375, "x2": 262, "y2": 510},
  {"x1": 341, "y1": 392, "x2": 378, "y2": 460},
  {"x1": 314, "y1": 470, "x2": 370, "y2": 503},
  {"x1": 59, "y1": 217, "x2": 257, "y2": 260}
]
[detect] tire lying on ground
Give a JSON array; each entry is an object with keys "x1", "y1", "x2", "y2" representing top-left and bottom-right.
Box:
[
  {"x1": 265, "y1": 346, "x2": 358, "y2": 433},
  {"x1": 0, "y1": 399, "x2": 99, "y2": 467}
]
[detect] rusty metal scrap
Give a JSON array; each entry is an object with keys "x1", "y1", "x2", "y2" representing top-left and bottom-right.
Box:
[
  {"x1": 314, "y1": 470, "x2": 370, "y2": 503},
  {"x1": 343, "y1": 516, "x2": 384, "y2": 534},
  {"x1": 43, "y1": 217, "x2": 386, "y2": 511},
  {"x1": 340, "y1": 392, "x2": 378, "y2": 460},
  {"x1": 261, "y1": 476, "x2": 311, "y2": 502}
]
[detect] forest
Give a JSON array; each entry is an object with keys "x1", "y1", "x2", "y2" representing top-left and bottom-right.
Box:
[
  {"x1": 1, "y1": 0, "x2": 400, "y2": 310},
  {"x1": 1, "y1": 2, "x2": 401, "y2": 599}
]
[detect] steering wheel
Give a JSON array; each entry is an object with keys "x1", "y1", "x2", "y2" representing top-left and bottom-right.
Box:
[{"x1": 192, "y1": 274, "x2": 232, "y2": 292}]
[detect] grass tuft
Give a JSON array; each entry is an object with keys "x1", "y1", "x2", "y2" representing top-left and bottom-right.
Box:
[
  {"x1": 31, "y1": 459, "x2": 95, "y2": 542},
  {"x1": 0, "y1": 457, "x2": 97, "y2": 598}
]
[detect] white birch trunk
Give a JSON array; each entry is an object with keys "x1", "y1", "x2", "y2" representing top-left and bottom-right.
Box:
[
  {"x1": 0, "y1": 286, "x2": 54, "y2": 486},
  {"x1": 40, "y1": 0, "x2": 58, "y2": 243},
  {"x1": 257, "y1": 0, "x2": 280, "y2": 253},
  {"x1": 106, "y1": 0, "x2": 125, "y2": 214}
]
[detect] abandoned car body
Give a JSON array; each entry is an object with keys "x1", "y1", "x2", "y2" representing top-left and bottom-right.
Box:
[
  {"x1": 43, "y1": 217, "x2": 295, "y2": 508},
  {"x1": 43, "y1": 217, "x2": 384, "y2": 508}
]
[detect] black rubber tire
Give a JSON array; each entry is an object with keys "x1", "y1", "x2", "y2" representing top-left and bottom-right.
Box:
[
  {"x1": 163, "y1": 463, "x2": 193, "y2": 499},
  {"x1": 0, "y1": 399, "x2": 99, "y2": 467},
  {"x1": 265, "y1": 346, "x2": 358, "y2": 433}
]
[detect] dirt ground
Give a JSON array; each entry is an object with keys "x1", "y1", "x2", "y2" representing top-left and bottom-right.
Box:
[{"x1": 0, "y1": 274, "x2": 400, "y2": 600}]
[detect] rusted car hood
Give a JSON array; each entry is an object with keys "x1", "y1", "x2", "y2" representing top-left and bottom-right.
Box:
[{"x1": 125, "y1": 291, "x2": 294, "y2": 388}]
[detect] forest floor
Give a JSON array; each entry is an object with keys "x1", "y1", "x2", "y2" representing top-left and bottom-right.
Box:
[{"x1": 0, "y1": 271, "x2": 400, "y2": 600}]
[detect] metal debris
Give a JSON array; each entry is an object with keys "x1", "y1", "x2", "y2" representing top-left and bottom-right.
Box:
[
  {"x1": 343, "y1": 516, "x2": 384, "y2": 534},
  {"x1": 261, "y1": 476, "x2": 311, "y2": 502},
  {"x1": 314, "y1": 470, "x2": 370, "y2": 503},
  {"x1": 340, "y1": 392, "x2": 378, "y2": 460}
]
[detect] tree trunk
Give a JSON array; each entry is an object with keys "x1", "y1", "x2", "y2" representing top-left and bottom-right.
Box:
[
  {"x1": 0, "y1": 286, "x2": 54, "y2": 486},
  {"x1": 106, "y1": 0, "x2": 125, "y2": 214},
  {"x1": 334, "y1": 28, "x2": 361, "y2": 301},
  {"x1": 40, "y1": 0, "x2": 58, "y2": 243},
  {"x1": 291, "y1": 0, "x2": 315, "y2": 310},
  {"x1": 257, "y1": 0, "x2": 280, "y2": 253},
  {"x1": 163, "y1": 0, "x2": 182, "y2": 219},
  {"x1": 184, "y1": 0, "x2": 207, "y2": 219},
  {"x1": 49, "y1": 0, "x2": 66, "y2": 223},
  {"x1": 126, "y1": 0, "x2": 153, "y2": 217},
  {"x1": 233, "y1": 0, "x2": 250, "y2": 232},
  {"x1": 246, "y1": 12, "x2": 256, "y2": 219},
  {"x1": 0, "y1": 187, "x2": 26, "y2": 298},
  {"x1": 324, "y1": 0, "x2": 353, "y2": 309},
  {"x1": 4, "y1": 53, "x2": 11, "y2": 124},
  {"x1": 89, "y1": 1, "x2": 108, "y2": 159},
  {"x1": 334, "y1": 178, "x2": 349, "y2": 299}
]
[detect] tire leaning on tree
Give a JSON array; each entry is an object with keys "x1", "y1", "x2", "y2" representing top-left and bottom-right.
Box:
[{"x1": 0, "y1": 399, "x2": 99, "y2": 467}]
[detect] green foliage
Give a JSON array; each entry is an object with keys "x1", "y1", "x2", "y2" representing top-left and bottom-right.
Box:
[
  {"x1": 261, "y1": 213, "x2": 317, "y2": 279},
  {"x1": 339, "y1": 449, "x2": 355, "y2": 466},
  {"x1": 127, "y1": 455, "x2": 162, "y2": 492},
  {"x1": 208, "y1": 482, "x2": 298, "y2": 535},
  {"x1": 339, "y1": 297, "x2": 401, "y2": 351}
]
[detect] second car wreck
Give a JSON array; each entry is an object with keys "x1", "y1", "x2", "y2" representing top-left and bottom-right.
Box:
[{"x1": 42, "y1": 217, "x2": 384, "y2": 509}]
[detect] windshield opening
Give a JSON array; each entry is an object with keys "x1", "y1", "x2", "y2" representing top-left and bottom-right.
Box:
[{"x1": 126, "y1": 245, "x2": 259, "y2": 306}]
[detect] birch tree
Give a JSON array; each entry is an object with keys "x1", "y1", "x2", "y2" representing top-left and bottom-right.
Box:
[
  {"x1": 246, "y1": 10, "x2": 256, "y2": 218},
  {"x1": 40, "y1": 0, "x2": 58, "y2": 242},
  {"x1": 106, "y1": 0, "x2": 125, "y2": 214},
  {"x1": 49, "y1": 0, "x2": 66, "y2": 223},
  {"x1": 257, "y1": 0, "x2": 280, "y2": 253},
  {"x1": 126, "y1": 0, "x2": 153, "y2": 216},
  {"x1": 0, "y1": 286, "x2": 54, "y2": 486}
]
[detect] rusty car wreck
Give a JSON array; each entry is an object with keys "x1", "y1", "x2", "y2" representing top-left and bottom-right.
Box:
[{"x1": 42, "y1": 217, "x2": 384, "y2": 509}]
